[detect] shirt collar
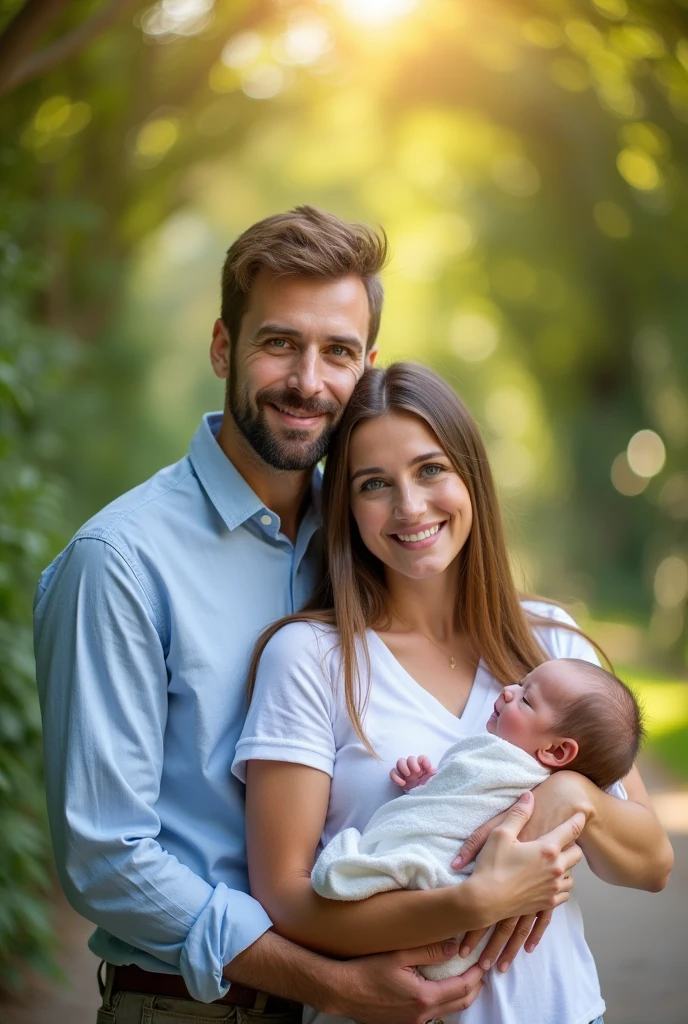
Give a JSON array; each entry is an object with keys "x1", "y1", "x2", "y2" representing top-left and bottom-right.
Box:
[{"x1": 189, "y1": 412, "x2": 322, "y2": 533}]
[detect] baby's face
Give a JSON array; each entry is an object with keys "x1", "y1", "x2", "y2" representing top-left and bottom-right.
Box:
[{"x1": 486, "y1": 661, "x2": 578, "y2": 760}]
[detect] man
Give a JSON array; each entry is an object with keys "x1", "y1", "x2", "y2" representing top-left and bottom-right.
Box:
[{"x1": 34, "y1": 207, "x2": 488, "y2": 1023}]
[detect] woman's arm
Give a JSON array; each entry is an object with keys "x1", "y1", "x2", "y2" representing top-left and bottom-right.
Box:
[
  {"x1": 556, "y1": 766, "x2": 673, "y2": 891},
  {"x1": 455, "y1": 767, "x2": 673, "y2": 893},
  {"x1": 245, "y1": 760, "x2": 583, "y2": 959}
]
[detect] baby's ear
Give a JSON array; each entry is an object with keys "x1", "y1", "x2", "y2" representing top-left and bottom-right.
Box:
[{"x1": 537, "y1": 738, "x2": 579, "y2": 770}]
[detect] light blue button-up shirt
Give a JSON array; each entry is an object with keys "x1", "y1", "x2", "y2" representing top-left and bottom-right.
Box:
[{"x1": 33, "y1": 413, "x2": 322, "y2": 1002}]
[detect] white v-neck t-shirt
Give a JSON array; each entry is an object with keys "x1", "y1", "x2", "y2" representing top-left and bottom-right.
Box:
[{"x1": 233, "y1": 602, "x2": 619, "y2": 1024}]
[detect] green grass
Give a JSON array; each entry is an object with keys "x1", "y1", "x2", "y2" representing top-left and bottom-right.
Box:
[{"x1": 619, "y1": 666, "x2": 688, "y2": 780}]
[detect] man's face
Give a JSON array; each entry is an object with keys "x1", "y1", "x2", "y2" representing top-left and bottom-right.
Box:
[{"x1": 212, "y1": 271, "x2": 374, "y2": 470}]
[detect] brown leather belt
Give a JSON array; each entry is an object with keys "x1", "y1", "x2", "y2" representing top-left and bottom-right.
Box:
[{"x1": 111, "y1": 964, "x2": 299, "y2": 1012}]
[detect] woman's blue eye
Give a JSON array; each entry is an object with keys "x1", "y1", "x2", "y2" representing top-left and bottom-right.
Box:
[
  {"x1": 361, "y1": 478, "x2": 385, "y2": 492},
  {"x1": 421, "y1": 464, "x2": 443, "y2": 478}
]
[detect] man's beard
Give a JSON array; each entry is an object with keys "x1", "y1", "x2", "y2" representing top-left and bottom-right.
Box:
[{"x1": 228, "y1": 378, "x2": 340, "y2": 471}]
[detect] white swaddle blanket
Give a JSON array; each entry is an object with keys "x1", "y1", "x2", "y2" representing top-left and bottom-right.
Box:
[{"x1": 312, "y1": 733, "x2": 550, "y2": 979}]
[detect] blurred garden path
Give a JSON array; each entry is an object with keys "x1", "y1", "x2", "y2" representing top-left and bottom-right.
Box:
[{"x1": 1, "y1": 754, "x2": 686, "y2": 1024}]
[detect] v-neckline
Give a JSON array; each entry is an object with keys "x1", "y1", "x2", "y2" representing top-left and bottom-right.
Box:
[{"x1": 367, "y1": 628, "x2": 489, "y2": 732}]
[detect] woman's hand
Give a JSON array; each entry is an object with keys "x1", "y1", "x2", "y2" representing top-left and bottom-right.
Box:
[
  {"x1": 452, "y1": 773, "x2": 594, "y2": 872},
  {"x1": 457, "y1": 909, "x2": 553, "y2": 972},
  {"x1": 466, "y1": 791, "x2": 584, "y2": 926}
]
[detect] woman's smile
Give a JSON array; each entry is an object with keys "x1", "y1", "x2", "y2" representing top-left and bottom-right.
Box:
[{"x1": 389, "y1": 520, "x2": 447, "y2": 549}]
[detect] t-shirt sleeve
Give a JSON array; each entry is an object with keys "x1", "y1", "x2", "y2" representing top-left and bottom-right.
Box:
[
  {"x1": 525, "y1": 601, "x2": 628, "y2": 798},
  {"x1": 232, "y1": 621, "x2": 337, "y2": 782}
]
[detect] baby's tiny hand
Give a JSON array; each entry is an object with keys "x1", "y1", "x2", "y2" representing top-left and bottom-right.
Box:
[{"x1": 390, "y1": 755, "x2": 437, "y2": 791}]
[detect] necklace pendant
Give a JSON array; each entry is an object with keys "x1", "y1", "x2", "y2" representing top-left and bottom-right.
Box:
[{"x1": 449, "y1": 656, "x2": 456, "y2": 669}]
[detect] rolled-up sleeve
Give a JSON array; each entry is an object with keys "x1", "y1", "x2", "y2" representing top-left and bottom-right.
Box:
[{"x1": 34, "y1": 537, "x2": 271, "y2": 1002}]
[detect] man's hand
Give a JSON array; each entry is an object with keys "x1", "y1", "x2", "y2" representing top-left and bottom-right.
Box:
[{"x1": 334, "y1": 941, "x2": 484, "y2": 1024}]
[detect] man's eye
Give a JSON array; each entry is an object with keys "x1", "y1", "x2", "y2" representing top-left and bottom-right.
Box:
[
  {"x1": 268, "y1": 338, "x2": 289, "y2": 348},
  {"x1": 330, "y1": 344, "x2": 351, "y2": 357},
  {"x1": 361, "y1": 478, "x2": 386, "y2": 492}
]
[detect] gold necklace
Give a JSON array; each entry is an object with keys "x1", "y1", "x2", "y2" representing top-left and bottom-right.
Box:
[{"x1": 396, "y1": 617, "x2": 457, "y2": 669}]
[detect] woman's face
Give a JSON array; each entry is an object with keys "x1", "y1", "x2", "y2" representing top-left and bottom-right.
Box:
[{"x1": 348, "y1": 411, "x2": 473, "y2": 580}]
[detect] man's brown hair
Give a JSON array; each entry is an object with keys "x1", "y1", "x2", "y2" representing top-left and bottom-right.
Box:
[
  {"x1": 220, "y1": 205, "x2": 388, "y2": 351},
  {"x1": 554, "y1": 660, "x2": 645, "y2": 789}
]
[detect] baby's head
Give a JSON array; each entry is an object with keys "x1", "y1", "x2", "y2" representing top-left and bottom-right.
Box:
[{"x1": 486, "y1": 658, "x2": 644, "y2": 788}]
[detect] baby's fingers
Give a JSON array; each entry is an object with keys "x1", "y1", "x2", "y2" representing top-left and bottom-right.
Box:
[
  {"x1": 389, "y1": 770, "x2": 407, "y2": 786},
  {"x1": 407, "y1": 755, "x2": 421, "y2": 775}
]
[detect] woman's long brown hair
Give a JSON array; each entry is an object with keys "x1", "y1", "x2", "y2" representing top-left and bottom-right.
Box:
[{"x1": 248, "y1": 362, "x2": 606, "y2": 752}]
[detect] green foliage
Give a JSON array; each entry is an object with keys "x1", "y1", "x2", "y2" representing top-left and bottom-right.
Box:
[{"x1": 0, "y1": 186, "x2": 75, "y2": 986}]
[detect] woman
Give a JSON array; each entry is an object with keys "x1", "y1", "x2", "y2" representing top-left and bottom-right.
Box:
[{"x1": 233, "y1": 363, "x2": 672, "y2": 1024}]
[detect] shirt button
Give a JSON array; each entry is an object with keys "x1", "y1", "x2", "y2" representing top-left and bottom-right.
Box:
[{"x1": 260, "y1": 514, "x2": 272, "y2": 526}]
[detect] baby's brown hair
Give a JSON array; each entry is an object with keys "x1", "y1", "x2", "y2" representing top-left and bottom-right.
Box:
[{"x1": 553, "y1": 659, "x2": 645, "y2": 789}]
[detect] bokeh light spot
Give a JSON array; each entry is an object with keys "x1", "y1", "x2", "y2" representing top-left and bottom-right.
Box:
[
  {"x1": 275, "y1": 17, "x2": 333, "y2": 66},
  {"x1": 521, "y1": 19, "x2": 562, "y2": 49},
  {"x1": 611, "y1": 453, "x2": 649, "y2": 496},
  {"x1": 617, "y1": 148, "x2": 662, "y2": 191},
  {"x1": 135, "y1": 117, "x2": 180, "y2": 161},
  {"x1": 485, "y1": 387, "x2": 533, "y2": 438},
  {"x1": 222, "y1": 32, "x2": 262, "y2": 68},
  {"x1": 450, "y1": 312, "x2": 500, "y2": 362},
  {"x1": 592, "y1": 0, "x2": 628, "y2": 18},
  {"x1": 241, "y1": 64, "x2": 286, "y2": 100},
  {"x1": 659, "y1": 474, "x2": 688, "y2": 521},
  {"x1": 338, "y1": 0, "x2": 418, "y2": 27},
  {"x1": 141, "y1": 0, "x2": 214, "y2": 39},
  {"x1": 593, "y1": 200, "x2": 631, "y2": 238},
  {"x1": 490, "y1": 439, "x2": 537, "y2": 492},
  {"x1": 34, "y1": 95, "x2": 71, "y2": 133},
  {"x1": 619, "y1": 121, "x2": 669, "y2": 158},
  {"x1": 614, "y1": 26, "x2": 666, "y2": 60},
  {"x1": 654, "y1": 557, "x2": 688, "y2": 609},
  {"x1": 627, "y1": 429, "x2": 666, "y2": 478}
]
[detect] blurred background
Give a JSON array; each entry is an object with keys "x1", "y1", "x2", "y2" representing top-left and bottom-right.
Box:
[{"x1": 0, "y1": 0, "x2": 687, "y2": 1018}]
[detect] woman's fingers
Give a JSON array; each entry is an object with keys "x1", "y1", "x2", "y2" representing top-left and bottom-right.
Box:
[
  {"x1": 524, "y1": 910, "x2": 553, "y2": 953},
  {"x1": 494, "y1": 914, "x2": 537, "y2": 972},
  {"x1": 457, "y1": 925, "x2": 490, "y2": 959},
  {"x1": 476, "y1": 918, "x2": 518, "y2": 969},
  {"x1": 541, "y1": 811, "x2": 586, "y2": 858},
  {"x1": 452, "y1": 809, "x2": 509, "y2": 869}
]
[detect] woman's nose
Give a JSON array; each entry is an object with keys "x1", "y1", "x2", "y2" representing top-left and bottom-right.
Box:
[{"x1": 393, "y1": 484, "x2": 427, "y2": 520}]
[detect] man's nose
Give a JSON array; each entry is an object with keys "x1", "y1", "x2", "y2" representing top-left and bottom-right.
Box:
[{"x1": 286, "y1": 350, "x2": 324, "y2": 397}]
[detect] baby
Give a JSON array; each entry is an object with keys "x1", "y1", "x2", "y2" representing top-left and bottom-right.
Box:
[{"x1": 311, "y1": 657, "x2": 643, "y2": 980}]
